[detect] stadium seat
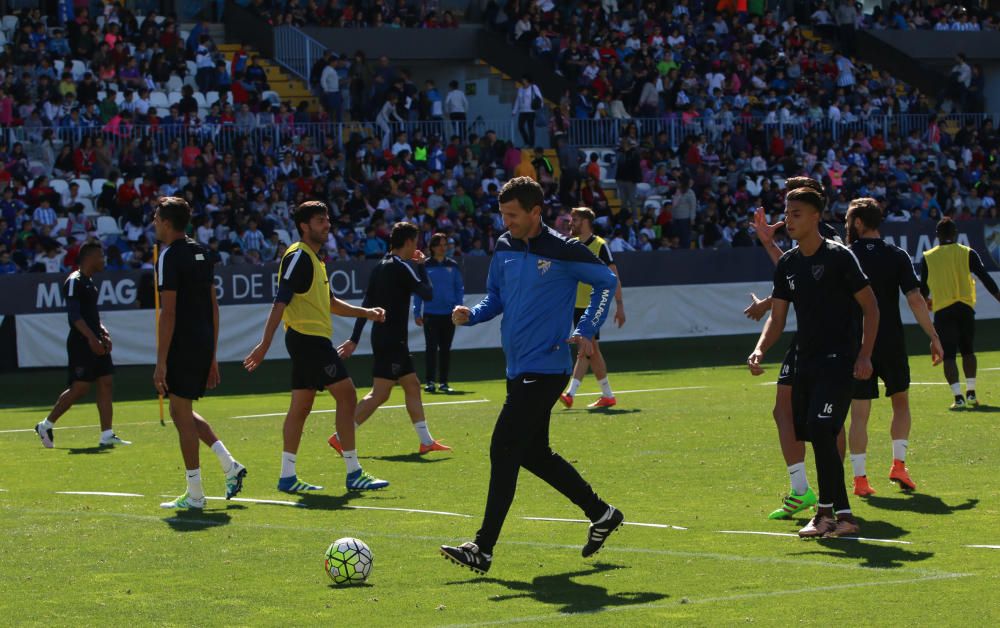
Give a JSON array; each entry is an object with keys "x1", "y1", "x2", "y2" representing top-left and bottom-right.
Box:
[
  {"x1": 50, "y1": 179, "x2": 69, "y2": 197},
  {"x1": 185, "y1": 60, "x2": 198, "y2": 77},
  {"x1": 168, "y1": 91, "x2": 182, "y2": 106},
  {"x1": 54, "y1": 59, "x2": 64, "y2": 74},
  {"x1": 91, "y1": 178, "x2": 108, "y2": 195},
  {"x1": 72, "y1": 179, "x2": 94, "y2": 198},
  {"x1": 28, "y1": 160, "x2": 46, "y2": 177},
  {"x1": 275, "y1": 229, "x2": 293, "y2": 246},
  {"x1": 0, "y1": 31, "x2": 6, "y2": 47},
  {"x1": 193, "y1": 92, "x2": 208, "y2": 109},
  {"x1": 55, "y1": 216, "x2": 69, "y2": 235},
  {"x1": 166, "y1": 76, "x2": 184, "y2": 92},
  {"x1": 70, "y1": 60, "x2": 86, "y2": 81},
  {"x1": 78, "y1": 198, "x2": 96, "y2": 216},
  {"x1": 96, "y1": 216, "x2": 120, "y2": 237},
  {"x1": 149, "y1": 92, "x2": 170, "y2": 109},
  {"x1": 261, "y1": 91, "x2": 281, "y2": 107},
  {"x1": 206, "y1": 91, "x2": 220, "y2": 107},
  {"x1": 2, "y1": 15, "x2": 18, "y2": 37}
]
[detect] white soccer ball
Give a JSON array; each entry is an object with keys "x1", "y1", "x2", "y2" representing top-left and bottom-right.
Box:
[{"x1": 324, "y1": 537, "x2": 373, "y2": 585}]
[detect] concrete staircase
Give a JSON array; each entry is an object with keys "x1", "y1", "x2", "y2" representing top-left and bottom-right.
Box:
[{"x1": 215, "y1": 42, "x2": 322, "y2": 113}]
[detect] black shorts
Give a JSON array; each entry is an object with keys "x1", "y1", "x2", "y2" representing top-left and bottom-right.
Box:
[
  {"x1": 372, "y1": 341, "x2": 415, "y2": 381},
  {"x1": 67, "y1": 337, "x2": 114, "y2": 385},
  {"x1": 285, "y1": 327, "x2": 350, "y2": 391},
  {"x1": 166, "y1": 340, "x2": 213, "y2": 400},
  {"x1": 853, "y1": 343, "x2": 910, "y2": 399},
  {"x1": 573, "y1": 307, "x2": 599, "y2": 340},
  {"x1": 934, "y1": 302, "x2": 976, "y2": 360},
  {"x1": 777, "y1": 344, "x2": 796, "y2": 387},
  {"x1": 792, "y1": 354, "x2": 854, "y2": 443}
]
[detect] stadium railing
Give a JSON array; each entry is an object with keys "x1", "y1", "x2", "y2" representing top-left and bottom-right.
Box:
[
  {"x1": 3, "y1": 113, "x2": 994, "y2": 170},
  {"x1": 273, "y1": 25, "x2": 328, "y2": 82}
]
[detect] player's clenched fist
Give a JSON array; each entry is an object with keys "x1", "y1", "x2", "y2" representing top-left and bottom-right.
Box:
[{"x1": 452, "y1": 306, "x2": 471, "y2": 326}]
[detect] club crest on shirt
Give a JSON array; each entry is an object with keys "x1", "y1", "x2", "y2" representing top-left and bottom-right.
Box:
[
  {"x1": 537, "y1": 259, "x2": 552, "y2": 275},
  {"x1": 866, "y1": 243, "x2": 875, "y2": 251},
  {"x1": 812, "y1": 265, "x2": 825, "y2": 280}
]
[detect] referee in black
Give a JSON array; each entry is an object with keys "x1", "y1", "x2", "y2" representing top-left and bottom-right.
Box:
[
  {"x1": 748, "y1": 186, "x2": 879, "y2": 539},
  {"x1": 334, "y1": 222, "x2": 451, "y2": 455},
  {"x1": 154, "y1": 197, "x2": 246, "y2": 510}
]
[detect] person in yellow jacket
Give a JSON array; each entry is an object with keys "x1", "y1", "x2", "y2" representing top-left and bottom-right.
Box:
[
  {"x1": 244, "y1": 201, "x2": 391, "y2": 492},
  {"x1": 920, "y1": 217, "x2": 1000, "y2": 409},
  {"x1": 559, "y1": 207, "x2": 626, "y2": 409}
]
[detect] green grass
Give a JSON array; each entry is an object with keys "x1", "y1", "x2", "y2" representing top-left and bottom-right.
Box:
[{"x1": 1, "y1": 333, "x2": 999, "y2": 626}]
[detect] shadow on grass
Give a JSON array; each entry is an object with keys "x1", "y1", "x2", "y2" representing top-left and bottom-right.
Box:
[
  {"x1": 365, "y1": 452, "x2": 452, "y2": 463},
  {"x1": 580, "y1": 408, "x2": 643, "y2": 416},
  {"x1": 448, "y1": 563, "x2": 667, "y2": 614},
  {"x1": 864, "y1": 494, "x2": 979, "y2": 515},
  {"x1": 163, "y1": 509, "x2": 233, "y2": 532},
  {"x1": 327, "y1": 582, "x2": 375, "y2": 589},
  {"x1": 965, "y1": 404, "x2": 1000, "y2": 413},
  {"x1": 423, "y1": 389, "x2": 475, "y2": 397},
  {"x1": 295, "y1": 490, "x2": 387, "y2": 511},
  {"x1": 66, "y1": 446, "x2": 111, "y2": 455},
  {"x1": 797, "y1": 519, "x2": 933, "y2": 569}
]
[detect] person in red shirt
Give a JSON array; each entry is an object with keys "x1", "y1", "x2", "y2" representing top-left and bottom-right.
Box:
[{"x1": 117, "y1": 177, "x2": 139, "y2": 211}]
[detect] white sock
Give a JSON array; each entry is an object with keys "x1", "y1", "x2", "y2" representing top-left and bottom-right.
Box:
[
  {"x1": 787, "y1": 462, "x2": 809, "y2": 495},
  {"x1": 343, "y1": 450, "x2": 362, "y2": 474},
  {"x1": 40, "y1": 419, "x2": 54, "y2": 430},
  {"x1": 567, "y1": 378, "x2": 582, "y2": 396},
  {"x1": 597, "y1": 377, "x2": 613, "y2": 398},
  {"x1": 850, "y1": 453, "x2": 867, "y2": 478},
  {"x1": 413, "y1": 421, "x2": 434, "y2": 446},
  {"x1": 950, "y1": 382, "x2": 962, "y2": 396},
  {"x1": 892, "y1": 439, "x2": 908, "y2": 462},
  {"x1": 835, "y1": 508, "x2": 852, "y2": 516},
  {"x1": 211, "y1": 440, "x2": 235, "y2": 474},
  {"x1": 186, "y1": 468, "x2": 204, "y2": 500},
  {"x1": 966, "y1": 377, "x2": 976, "y2": 392},
  {"x1": 280, "y1": 451, "x2": 297, "y2": 478},
  {"x1": 100, "y1": 429, "x2": 114, "y2": 441}
]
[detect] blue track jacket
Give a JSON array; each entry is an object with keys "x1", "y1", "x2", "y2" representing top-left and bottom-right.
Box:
[
  {"x1": 466, "y1": 225, "x2": 618, "y2": 378},
  {"x1": 413, "y1": 257, "x2": 465, "y2": 317}
]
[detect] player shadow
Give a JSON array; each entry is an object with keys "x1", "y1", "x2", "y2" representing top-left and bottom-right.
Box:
[
  {"x1": 162, "y1": 509, "x2": 234, "y2": 532},
  {"x1": 965, "y1": 404, "x2": 1000, "y2": 413},
  {"x1": 365, "y1": 452, "x2": 451, "y2": 463},
  {"x1": 424, "y1": 389, "x2": 473, "y2": 396},
  {"x1": 65, "y1": 446, "x2": 111, "y2": 455},
  {"x1": 797, "y1": 520, "x2": 933, "y2": 569},
  {"x1": 295, "y1": 491, "x2": 380, "y2": 511},
  {"x1": 864, "y1": 494, "x2": 979, "y2": 516},
  {"x1": 448, "y1": 563, "x2": 667, "y2": 614},
  {"x1": 583, "y1": 408, "x2": 642, "y2": 416}
]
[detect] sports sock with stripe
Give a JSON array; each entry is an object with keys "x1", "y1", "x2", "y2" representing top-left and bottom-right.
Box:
[
  {"x1": 280, "y1": 451, "x2": 296, "y2": 478},
  {"x1": 211, "y1": 440, "x2": 235, "y2": 474},
  {"x1": 186, "y1": 468, "x2": 204, "y2": 500},
  {"x1": 343, "y1": 450, "x2": 362, "y2": 474},
  {"x1": 567, "y1": 378, "x2": 582, "y2": 396},
  {"x1": 413, "y1": 421, "x2": 434, "y2": 446},
  {"x1": 850, "y1": 453, "x2": 867, "y2": 478},
  {"x1": 787, "y1": 462, "x2": 809, "y2": 495},
  {"x1": 892, "y1": 439, "x2": 908, "y2": 462},
  {"x1": 597, "y1": 377, "x2": 613, "y2": 398}
]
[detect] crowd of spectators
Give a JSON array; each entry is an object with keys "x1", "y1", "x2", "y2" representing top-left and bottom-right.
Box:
[
  {"x1": 2, "y1": 2, "x2": 1000, "y2": 275},
  {"x1": 242, "y1": 0, "x2": 462, "y2": 29},
  {"x1": 865, "y1": 2, "x2": 999, "y2": 31}
]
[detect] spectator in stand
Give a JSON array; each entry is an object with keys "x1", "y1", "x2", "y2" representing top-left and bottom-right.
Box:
[
  {"x1": 445, "y1": 80, "x2": 468, "y2": 140},
  {"x1": 512, "y1": 75, "x2": 543, "y2": 148},
  {"x1": 320, "y1": 55, "x2": 343, "y2": 123}
]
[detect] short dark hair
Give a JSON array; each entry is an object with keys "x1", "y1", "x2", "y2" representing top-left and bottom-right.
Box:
[
  {"x1": 936, "y1": 216, "x2": 958, "y2": 240},
  {"x1": 156, "y1": 196, "x2": 192, "y2": 231},
  {"x1": 390, "y1": 221, "x2": 419, "y2": 249},
  {"x1": 429, "y1": 232, "x2": 448, "y2": 248},
  {"x1": 846, "y1": 197, "x2": 882, "y2": 230},
  {"x1": 785, "y1": 176, "x2": 825, "y2": 196},
  {"x1": 79, "y1": 242, "x2": 103, "y2": 262},
  {"x1": 785, "y1": 187, "x2": 825, "y2": 213},
  {"x1": 571, "y1": 207, "x2": 596, "y2": 225},
  {"x1": 293, "y1": 201, "x2": 329, "y2": 235},
  {"x1": 498, "y1": 176, "x2": 543, "y2": 213}
]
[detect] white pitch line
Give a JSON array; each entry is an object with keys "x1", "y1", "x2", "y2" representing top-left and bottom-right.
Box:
[
  {"x1": 0, "y1": 421, "x2": 163, "y2": 435},
  {"x1": 204, "y1": 496, "x2": 305, "y2": 507},
  {"x1": 719, "y1": 530, "x2": 912, "y2": 545},
  {"x1": 523, "y1": 516, "x2": 687, "y2": 531},
  {"x1": 438, "y1": 572, "x2": 973, "y2": 628},
  {"x1": 230, "y1": 398, "x2": 490, "y2": 419},
  {"x1": 574, "y1": 386, "x2": 708, "y2": 397},
  {"x1": 56, "y1": 491, "x2": 145, "y2": 498},
  {"x1": 347, "y1": 505, "x2": 472, "y2": 518},
  {"x1": 966, "y1": 544, "x2": 1000, "y2": 550}
]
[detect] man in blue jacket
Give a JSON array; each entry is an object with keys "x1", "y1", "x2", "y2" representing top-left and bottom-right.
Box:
[
  {"x1": 414, "y1": 232, "x2": 465, "y2": 393},
  {"x1": 440, "y1": 177, "x2": 624, "y2": 575}
]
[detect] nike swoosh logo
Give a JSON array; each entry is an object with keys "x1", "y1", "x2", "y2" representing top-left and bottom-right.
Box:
[
  {"x1": 817, "y1": 414, "x2": 832, "y2": 419},
  {"x1": 523, "y1": 379, "x2": 537, "y2": 384},
  {"x1": 504, "y1": 259, "x2": 516, "y2": 264},
  {"x1": 786, "y1": 275, "x2": 795, "y2": 281}
]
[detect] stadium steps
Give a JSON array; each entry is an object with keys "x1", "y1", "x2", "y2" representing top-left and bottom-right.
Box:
[
  {"x1": 472, "y1": 59, "x2": 558, "y2": 110},
  {"x1": 216, "y1": 42, "x2": 322, "y2": 113}
]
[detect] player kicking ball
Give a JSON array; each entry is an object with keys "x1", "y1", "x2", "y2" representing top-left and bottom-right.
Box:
[
  {"x1": 331, "y1": 222, "x2": 451, "y2": 457},
  {"x1": 154, "y1": 198, "x2": 247, "y2": 509},
  {"x1": 244, "y1": 201, "x2": 390, "y2": 493},
  {"x1": 748, "y1": 187, "x2": 879, "y2": 538},
  {"x1": 844, "y1": 198, "x2": 943, "y2": 496},
  {"x1": 35, "y1": 242, "x2": 130, "y2": 449},
  {"x1": 559, "y1": 207, "x2": 626, "y2": 409}
]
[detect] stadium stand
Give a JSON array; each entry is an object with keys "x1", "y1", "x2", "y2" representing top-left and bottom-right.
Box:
[{"x1": 0, "y1": 2, "x2": 998, "y2": 275}]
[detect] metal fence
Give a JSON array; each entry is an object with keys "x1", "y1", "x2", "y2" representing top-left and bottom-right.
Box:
[
  {"x1": 273, "y1": 25, "x2": 328, "y2": 82},
  {"x1": 3, "y1": 113, "x2": 996, "y2": 177}
]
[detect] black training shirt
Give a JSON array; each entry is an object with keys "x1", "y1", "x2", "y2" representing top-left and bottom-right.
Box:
[
  {"x1": 158, "y1": 237, "x2": 216, "y2": 347},
  {"x1": 65, "y1": 271, "x2": 101, "y2": 341},
  {"x1": 850, "y1": 238, "x2": 919, "y2": 349},
  {"x1": 351, "y1": 254, "x2": 433, "y2": 347},
  {"x1": 772, "y1": 239, "x2": 870, "y2": 360}
]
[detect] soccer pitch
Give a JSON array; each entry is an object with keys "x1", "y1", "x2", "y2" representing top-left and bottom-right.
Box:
[{"x1": 2, "y1": 333, "x2": 998, "y2": 626}]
